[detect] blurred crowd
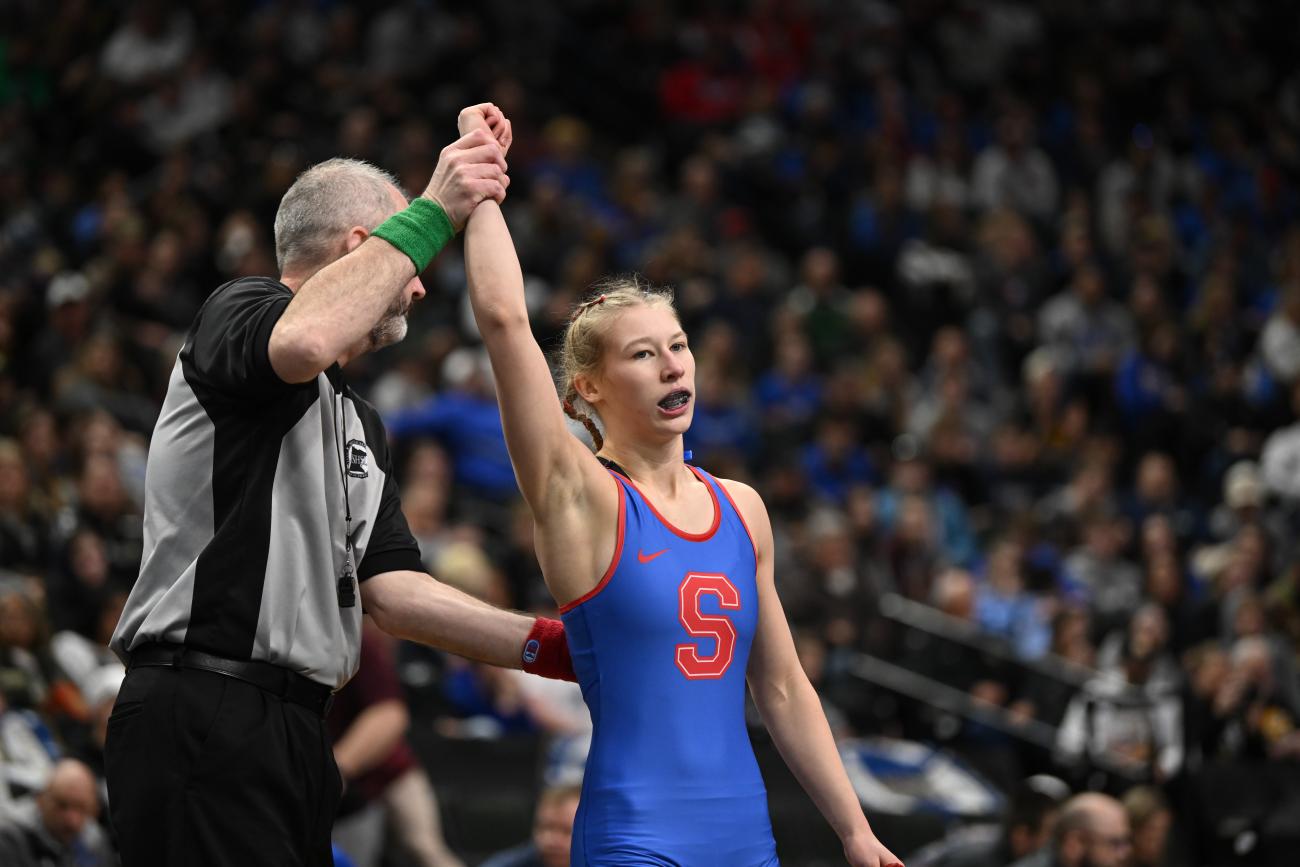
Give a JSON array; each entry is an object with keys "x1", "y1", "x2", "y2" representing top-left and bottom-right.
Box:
[{"x1": 3, "y1": 0, "x2": 1300, "y2": 864}]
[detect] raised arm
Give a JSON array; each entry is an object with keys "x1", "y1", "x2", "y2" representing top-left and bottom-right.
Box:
[
  {"x1": 269, "y1": 130, "x2": 509, "y2": 383},
  {"x1": 730, "y1": 480, "x2": 903, "y2": 867},
  {"x1": 459, "y1": 106, "x2": 613, "y2": 518}
]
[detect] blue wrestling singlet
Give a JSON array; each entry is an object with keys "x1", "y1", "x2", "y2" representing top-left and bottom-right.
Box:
[{"x1": 560, "y1": 464, "x2": 780, "y2": 866}]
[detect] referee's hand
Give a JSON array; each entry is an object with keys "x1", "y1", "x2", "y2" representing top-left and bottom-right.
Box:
[{"x1": 422, "y1": 128, "x2": 509, "y2": 230}]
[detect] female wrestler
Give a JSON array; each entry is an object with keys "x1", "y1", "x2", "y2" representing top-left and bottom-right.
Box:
[{"x1": 460, "y1": 103, "x2": 901, "y2": 867}]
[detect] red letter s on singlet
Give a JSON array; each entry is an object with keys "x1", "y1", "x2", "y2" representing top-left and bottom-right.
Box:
[{"x1": 675, "y1": 572, "x2": 741, "y2": 679}]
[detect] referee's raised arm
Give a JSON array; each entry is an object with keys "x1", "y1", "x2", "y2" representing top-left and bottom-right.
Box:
[
  {"x1": 103, "y1": 110, "x2": 573, "y2": 867},
  {"x1": 268, "y1": 128, "x2": 507, "y2": 384}
]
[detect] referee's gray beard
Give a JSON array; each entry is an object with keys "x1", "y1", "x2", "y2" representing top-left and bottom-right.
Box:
[{"x1": 369, "y1": 297, "x2": 410, "y2": 350}]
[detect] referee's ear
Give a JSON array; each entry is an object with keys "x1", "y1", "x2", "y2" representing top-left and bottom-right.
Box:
[{"x1": 344, "y1": 226, "x2": 370, "y2": 254}]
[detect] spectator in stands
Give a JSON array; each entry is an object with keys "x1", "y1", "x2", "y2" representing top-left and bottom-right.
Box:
[
  {"x1": 0, "y1": 758, "x2": 112, "y2": 866},
  {"x1": 884, "y1": 495, "x2": 945, "y2": 603},
  {"x1": 1208, "y1": 460, "x2": 1278, "y2": 546},
  {"x1": 25, "y1": 273, "x2": 94, "y2": 399},
  {"x1": 50, "y1": 330, "x2": 157, "y2": 436},
  {"x1": 0, "y1": 441, "x2": 49, "y2": 574},
  {"x1": 905, "y1": 125, "x2": 973, "y2": 214},
  {"x1": 1008, "y1": 793, "x2": 1132, "y2": 867},
  {"x1": 1264, "y1": 560, "x2": 1300, "y2": 656},
  {"x1": 479, "y1": 784, "x2": 582, "y2": 867},
  {"x1": 800, "y1": 414, "x2": 878, "y2": 505},
  {"x1": 1096, "y1": 605, "x2": 1181, "y2": 695},
  {"x1": 1259, "y1": 379, "x2": 1300, "y2": 501},
  {"x1": 788, "y1": 247, "x2": 851, "y2": 366},
  {"x1": 397, "y1": 441, "x2": 465, "y2": 574},
  {"x1": 908, "y1": 775, "x2": 1067, "y2": 867},
  {"x1": 433, "y1": 544, "x2": 586, "y2": 738},
  {"x1": 1011, "y1": 606, "x2": 1097, "y2": 728},
  {"x1": 972, "y1": 103, "x2": 1059, "y2": 223},
  {"x1": 878, "y1": 454, "x2": 978, "y2": 569},
  {"x1": 1037, "y1": 459, "x2": 1117, "y2": 547},
  {"x1": 1061, "y1": 510, "x2": 1143, "y2": 637},
  {"x1": 1019, "y1": 348, "x2": 1089, "y2": 470},
  {"x1": 46, "y1": 529, "x2": 119, "y2": 641},
  {"x1": 800, "y1": 507, "x2": 873, "y2": 648},
  {"x1": 975, "y1": 535, "x2": 1051, "y2": 660},
  {"x1": 0, "y1": 585, "x2": 87, "y2": 741},
  {"x1": 789, "y1": 628, "x2": 854, "y2": 740},
  {"x1": 385, "y1": 346, "x2": 518, "y2": 518},
  {"x1": 1143, "y1": 551, "x2": 1214, "y2": 657},
  {"x1": 1181, "y1": 641, "x2": 1230, "y2": 768},
  {"x1": 330, "y1": 622, "x2": 463, "y2": 867},
  {"x1": 1259, "y1": 284, "x2": 1300, "y2": 385},
  {"x1": 1038, "y1": 262, "x2": 1134, "y2": 384},
  {"x1": 1114, "y1": 323, "x2": 1187, "y2": 445},
  {"x1": 98, "y1": 4, "x2": 193, "y2": 85},
  {"x1": 499, "y1": 500, "x2": 550, "y2": 612},
  {"x1": 1096, "y1": 126, "x2": 1180, "y2": 259},
  {"x1": 686, "y1": 359, "x2": 761, "y2": 467},
  {"x1": 1122, "y1": 786, "x2": 1173, "y2": 867},
  {"x1": 1057, "y1": 619, "x2": 1184, "y2": 783},
  {"x1": 58, "y1": 452, "x2": 142, "y2": 591},
  {"x1": 1124, "y1": 452, "x2": 1201, "y2": 547},
  {"x1": 908, "y1": 367, "x2": 998, "y2": 464},
  {"x1": 1193, "y1": 636, "x2": 1300, "y2": 762},
  {"x1": 918, "y1": 327, "x2": 1002, "y2": 426},
  {"x1": 907, "y1": 568, "x2": 1015, "y2": 728},
  {"x1": 755, "y1": 331, "x2": 822, "y2": 437},
  {"x1": 68, "y1": 663, "x2": 123, "y2": 809},
  {"x1": 12, "y1": 409, "x2": 64, "y2": 523}
]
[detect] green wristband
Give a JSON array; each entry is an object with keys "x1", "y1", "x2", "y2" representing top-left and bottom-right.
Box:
[{"x1": 371, "y1": 197, "x2": 455, "y2": 273}]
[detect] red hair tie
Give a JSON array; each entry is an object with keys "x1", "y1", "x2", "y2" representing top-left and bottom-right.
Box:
[{"x1": 574, "y1": 294, "x2": 607, "y2": 319}]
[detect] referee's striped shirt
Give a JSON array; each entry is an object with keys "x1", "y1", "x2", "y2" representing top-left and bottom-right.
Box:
[{"x1": 111, "y1": 277, "x2": 423, "y2": 689}]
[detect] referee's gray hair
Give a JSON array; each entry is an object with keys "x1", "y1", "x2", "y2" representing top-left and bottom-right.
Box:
[{"x1": 273, "y1": 158, "x2": 405, "y2": 273}]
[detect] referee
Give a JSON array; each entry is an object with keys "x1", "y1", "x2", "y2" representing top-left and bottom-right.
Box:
[{"x1": 105, "y1": 106, "x2": 571, "y2": 866}]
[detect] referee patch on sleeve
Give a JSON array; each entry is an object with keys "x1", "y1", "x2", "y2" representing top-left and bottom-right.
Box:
[{"x1": 345, "y1": 439, "x2": 369, "y2": 478}]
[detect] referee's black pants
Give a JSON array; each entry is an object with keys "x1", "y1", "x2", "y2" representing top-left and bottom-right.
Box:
[{"x1": 105, "y1": 665, "x2": 342, "y2": 866}]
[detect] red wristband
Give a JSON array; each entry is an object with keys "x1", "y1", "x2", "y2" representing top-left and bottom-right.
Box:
[{"x1": 521, "y1": 617, "x2": 576, "y2": 682}]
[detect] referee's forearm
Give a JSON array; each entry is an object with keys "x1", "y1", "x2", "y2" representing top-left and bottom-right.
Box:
[
  {"x1": 362, "y1": 569, "x2": 531, "y2": 669},
  {"x1": 270, "y1": 239, "x2": 415, "y2": 381}
]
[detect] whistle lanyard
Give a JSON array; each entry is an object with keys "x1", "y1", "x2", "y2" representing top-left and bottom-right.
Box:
[{"x1": 333, "y1": 388, "x2": 356, "y2": 608}]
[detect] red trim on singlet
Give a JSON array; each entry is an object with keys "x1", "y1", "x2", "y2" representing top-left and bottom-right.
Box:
[
  {"x1": 712, "y1": 473, "x2": 759, "y2": 564},
  {"x1": 559, "y1": 473, "x2": 626, "y2": 614},
  {"x1": 607, "y1": 465, "x2": 721, "y2": 542}
]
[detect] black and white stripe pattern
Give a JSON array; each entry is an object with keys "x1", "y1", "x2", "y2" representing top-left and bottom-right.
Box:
[{"x1": 111, "y1": 277, "x2": 422, "y2": 689}]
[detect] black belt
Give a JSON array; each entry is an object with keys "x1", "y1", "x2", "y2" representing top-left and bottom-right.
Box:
[{"x1": 129, "y1": 643, "x2": 335, "y2": 717}]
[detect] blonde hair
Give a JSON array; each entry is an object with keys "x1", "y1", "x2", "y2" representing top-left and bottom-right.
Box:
[{"x1": 559, "y1": 275, "x2": 677, "y2": 451}]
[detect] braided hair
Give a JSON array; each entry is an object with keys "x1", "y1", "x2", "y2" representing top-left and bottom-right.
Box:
[{"x1": 558, "y1": 275, "x2": 677, "y2": 453}]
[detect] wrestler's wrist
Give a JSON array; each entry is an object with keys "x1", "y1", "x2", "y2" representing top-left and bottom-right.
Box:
[{"x1": 521, "y1": 617, "x2": 575, "y2": 682}]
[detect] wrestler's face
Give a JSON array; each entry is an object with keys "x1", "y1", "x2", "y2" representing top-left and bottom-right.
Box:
[{"x1": 577, "y1": 303, "x2": 694, "y2": 446}]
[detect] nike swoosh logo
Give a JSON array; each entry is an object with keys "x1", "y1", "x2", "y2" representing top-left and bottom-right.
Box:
[{"x1": 637, "y1": 548, "x2": 669, "y2": 563}]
